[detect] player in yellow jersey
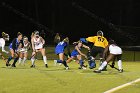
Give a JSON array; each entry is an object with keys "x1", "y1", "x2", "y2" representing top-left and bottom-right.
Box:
[{"x1": 80, "y1": 30, "x2": 108, "y2": 70}]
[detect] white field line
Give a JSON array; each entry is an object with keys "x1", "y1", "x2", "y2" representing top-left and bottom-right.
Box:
[{"x1": 104, "y1": 78, "x2": 140, "y2": 93}]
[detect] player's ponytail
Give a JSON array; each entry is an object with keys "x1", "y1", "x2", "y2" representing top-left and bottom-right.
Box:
[
  {"x1": 17, "y1": 32, "x2": 22, "y2": 37},
  {"x1": 23, "y1": 36, "x2": 28, "y2": 41},
  {"x1": 63, "y1": 37, "x2": 69, "y2": 43},
  {"x1": 2, "y1": 32, "x2": 6, "y2": 37}
]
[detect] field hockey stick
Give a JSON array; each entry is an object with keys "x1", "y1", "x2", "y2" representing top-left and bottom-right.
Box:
[
  {"x1": 0, "y1": 54, "x2": 6, "y2": 61},
  {"x1": 30, "y1": 51, "x2": 37, "y2": 59},
  {"x1": 108, "y1": 64, "x2": 119, "y2": 71}
]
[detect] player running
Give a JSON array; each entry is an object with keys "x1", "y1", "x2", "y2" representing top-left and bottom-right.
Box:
[
  {"x1": 94, "y1": 39, "x2": 123, "y2": 73},
  {"x1": 30, "y1": 31, "x2": 48, "y2": 68},
  {"x1": 18, "y1": 36, "x2": 31, "y2": 66},
  {"x1": 6, "y1": 32, "x2": 23, "y2": 67},
  {"x1": 80, "y1": 30, "x2": 108, "y2": 70},
  {"x1": 54, "y1": 37, "x2": 70, "y2": 70},
  {"x1": 66, "y1": 41, "x2": 90, "y2": 69}
]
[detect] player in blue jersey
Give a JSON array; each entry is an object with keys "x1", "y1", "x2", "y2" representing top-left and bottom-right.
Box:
[
  {"x1": 54, "y1": 37, "x2": 70, "y2": 70},
  {"x1": 66, "y1": 41, "x2": 90, "y2": 69},
  {"x1": 6, "y1": 32, "x2": 23, "y2": 67}
]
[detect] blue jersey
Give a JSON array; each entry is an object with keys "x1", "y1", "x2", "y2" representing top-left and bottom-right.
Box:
[
  {"x1": 9, "y1": 38, "x2": 23, "y2": 51},
  {"x1": 55, "y1": 41, "x2": 68, "y2": 54},
  {"x1": 71, "y1": 46, "x2": 82, "y2": 57}
]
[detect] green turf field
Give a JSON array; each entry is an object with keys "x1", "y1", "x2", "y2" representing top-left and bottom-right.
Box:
[{"x1": 0, "y1": 59, "x2": 140, "y2": 93}]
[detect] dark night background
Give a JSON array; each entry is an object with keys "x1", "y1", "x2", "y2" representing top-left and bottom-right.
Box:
[{"x1": 0, "y1": 0, "x2": 140, "y2": 45}]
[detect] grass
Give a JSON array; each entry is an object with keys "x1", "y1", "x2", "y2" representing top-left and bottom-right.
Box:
[{"x1": 0, "y1": 59, "x2": 140, "y2": 93}]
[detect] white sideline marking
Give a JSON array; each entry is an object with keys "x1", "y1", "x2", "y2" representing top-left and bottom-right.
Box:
[{"x1": 104, "y1": 78, "x2": 140, "y2": 93}]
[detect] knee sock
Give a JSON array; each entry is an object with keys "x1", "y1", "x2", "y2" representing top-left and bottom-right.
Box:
[
  {"x1": 99, "y1": 61, "x2": 107, "y2": 70},
  {"x1": 19, "y1": 58, "x2": 22, "y2": 64},
  {"x1": 7, "y1": 56, "x2": 13, "y2": 63},
  {"x1": 43, "y1": 56, "x2": 47, "y2": 64},
  {"x1": 22, "y1": 57, "x2": 27, "y2": 64},
  {"x1": 118, "y1": 60, "x2": 122, "y2": 70},
  {"x1": 13, "y1": 57, "x2": 19, "y2": 65},
  {"x1": 63, "y1": 60, "x2": 68, "y2": 67},
  {"x1": 57, "y1": 60, "x2": 63, "y2": 63},
  {"x1": 31, "y1": 58, "x2": 35, "y2": 65},
  {"x1": 79, "y1": 60, "x2": 84, "y2": 67}
]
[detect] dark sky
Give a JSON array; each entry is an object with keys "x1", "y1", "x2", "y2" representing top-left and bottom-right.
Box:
[{"x1": 0, "y1": 0, "x2": 140, "y2": 45}]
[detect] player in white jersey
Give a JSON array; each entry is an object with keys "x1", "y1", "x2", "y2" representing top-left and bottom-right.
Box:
[
  {"x1": 30, "y1": 31, "x2": 48, "y2": 68},
  {"x1": 0, "y1": 32, "x2": 9, "y2": 56},
  {"x1": 94, "y1": 39, "x2": 123, "y2": 73},
  {"x1": 18, "y1": 36, "x2": 31, "y2": 65}
]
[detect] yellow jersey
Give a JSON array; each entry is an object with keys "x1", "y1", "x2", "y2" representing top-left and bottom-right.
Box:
[{"x1": 86, "y1": 36, "x2": 108, "y2": 48}]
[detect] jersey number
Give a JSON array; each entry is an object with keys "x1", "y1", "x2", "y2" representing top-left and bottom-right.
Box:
[{"x1": 98, "y1": 37, "x2": 104, "y2": 42}]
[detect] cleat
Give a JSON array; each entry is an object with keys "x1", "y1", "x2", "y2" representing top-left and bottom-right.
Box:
[
  {"x1": 78, "y1": 67, "x2": 82, "y2": 69},
  {"x1": 66, "y1": 67, "x2": 69, "y2": 70},
  {"x1": 89, "y1": 67, "x2": 94, "y2": 69},
  {"x1": 93, "y1": 70, "x2": 101, "y2": 73},
  {"x1": 6, "y1": 63, "x2": 11, "y2": 66},
  {"x1": 101, "y1": 69, "x2": 107, "y2": 71},
  {"x1": 82, "y1": 67, "x2": 87, "y2": 70},
  {"x1": 45, "y1": 64, "x2": 48, "y2": 68},
  {"x1": 11, "y1": 64, "x2": 16, "y2": 67},
  {"x1": 30, "y1": 65, "x2": 35, "y2": 68},
  {"x1": 119, "y1": 69, "x2": 123, "y2": 73},
  {"x1": 54, "y1": 60, "x2": 57, "y2": 66},
  {"x1": 78, "y1": 66, "x2": 87, "y2": 69}
]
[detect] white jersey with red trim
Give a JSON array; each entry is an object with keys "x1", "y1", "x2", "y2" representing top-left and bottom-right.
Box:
[
  {"x1": 33, "y1": 37, "x2": 43, "y2": 50},
  {"x1": 109, "y1": 44, "x2": 122, "y2": 55}
]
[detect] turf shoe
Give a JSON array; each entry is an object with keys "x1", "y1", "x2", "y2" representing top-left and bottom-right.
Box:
[{"x1": 78, "y1": 66, "x2": 87, "y2": 69}]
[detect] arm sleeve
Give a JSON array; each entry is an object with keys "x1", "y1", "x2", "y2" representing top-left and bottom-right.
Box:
[{"x1": 86, "y1": 36, "x2": 96, "y2": 43}]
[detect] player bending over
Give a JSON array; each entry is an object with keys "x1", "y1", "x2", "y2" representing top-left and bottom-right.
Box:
[
  {"x1": 18, "y1": 36, "x2": 31, "y2": 66},
  {"x1": 66, "y1": 41, "x2": 90, "y2": 69},
  {"x1": 6, "y1": 32, "x2": 23, "y2": 67},
  {"x1": 94, "y1": 39, "x2": 123, "y2": 73},
  {"x1": 54, "y1": 37, "x2": 70, "y2": 70},
  {"x1": 30, "y1": 31, "x2": 48, "y2": 68},
  {"x1": 80, "y1": 30, "x2": 108, "y2": 71}
]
